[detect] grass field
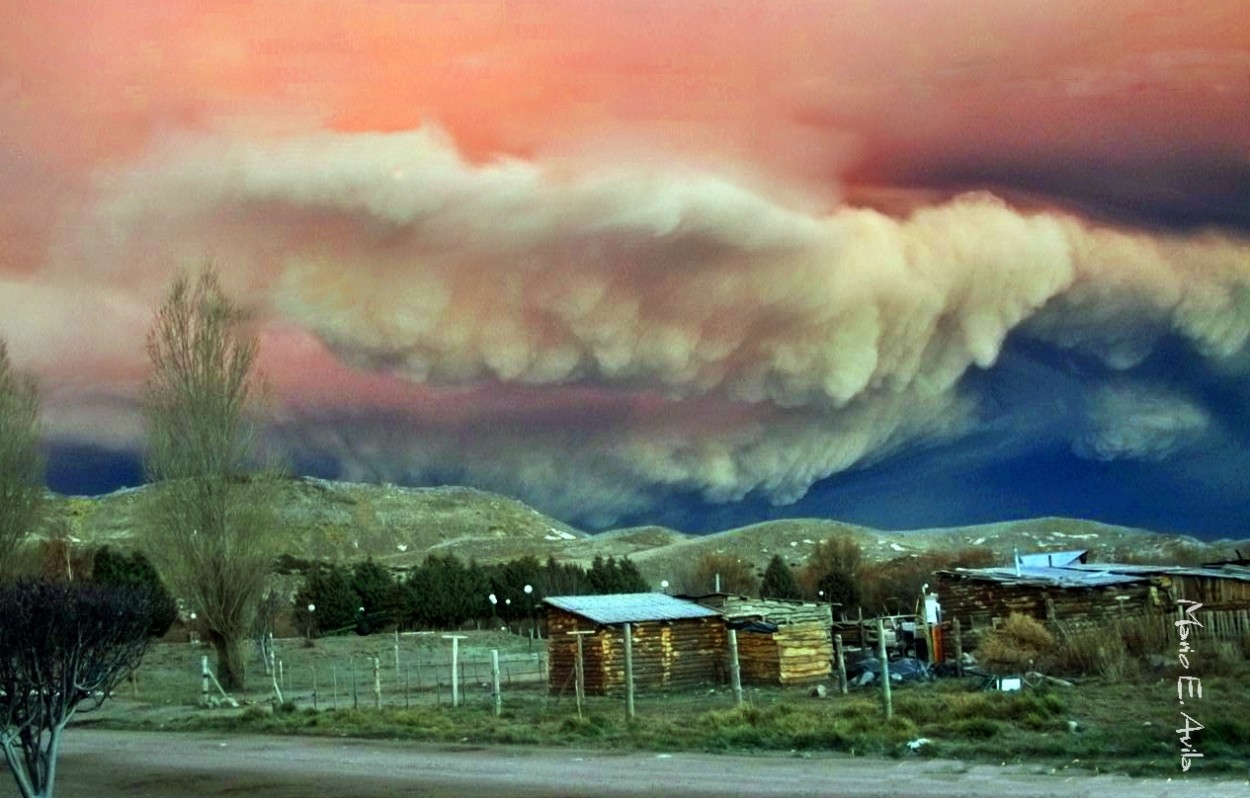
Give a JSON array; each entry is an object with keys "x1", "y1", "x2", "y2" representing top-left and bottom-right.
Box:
[{"x1": 76, "y1": 630, "x2": 1250, "y2": 781}]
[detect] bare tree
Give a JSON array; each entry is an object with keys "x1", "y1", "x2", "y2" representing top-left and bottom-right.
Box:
[
  {"x1": 141, "y1": 268, "x2": 283, "y2": 690},
  {"x1": 0, "y1": 339, "x2": 44, "y2": 581},
  {"x1": 0, "y1": 580, "x2": 157, "y2": 798},
  {"x1": 674, "y1": 552, "x2": 759, "y2": 596}
]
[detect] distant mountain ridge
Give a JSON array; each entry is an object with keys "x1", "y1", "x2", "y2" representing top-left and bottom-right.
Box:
[{"x1": 44, "y1": 476, "x2": 1246, "y2": 584}]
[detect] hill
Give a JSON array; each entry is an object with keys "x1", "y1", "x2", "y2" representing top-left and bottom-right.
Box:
[{"x1": 44, "y1": 477, "x2": 1246, "y2": 581}]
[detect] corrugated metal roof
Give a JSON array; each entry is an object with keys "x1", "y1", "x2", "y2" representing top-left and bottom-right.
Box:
[
  {"x1": 941, "y1": 562, "x2": 1250, "y2": 588},
  {"x1": 544, "y1": 593, "x2": 722, "y2": 624},
  {"x1": 1017, "y1": 550, "x2": 1088, "y2": 568},
  {"x1": 940, "y1": 566, "x2": 1145, "y2": 588},
  {"x1": 1065, "y1": 564, "x2": 1250, "y2": 583}
]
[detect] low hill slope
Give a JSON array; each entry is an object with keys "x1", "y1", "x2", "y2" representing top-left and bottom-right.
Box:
[{"x1": 45, "y1": 480, "x2": 1243, "y2": 581}]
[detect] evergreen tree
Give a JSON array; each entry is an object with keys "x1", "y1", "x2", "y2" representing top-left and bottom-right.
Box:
[
  {"x1": 585, "y1": 556, "x2": 606, "y2": 593},
  {"x1": 351, "y1": 557, "x2": 396, "y2": 629},
  {"x1": 91, "y1": 546, "x2": 179, "y2": 637},
  {"x1": 759, "y1": 554, "x2": 802, "y2": 601},
  {"x1": 616, "y1": 558, "x2": 649, "y2": 592},
  {"x1": 295, "y1": 562, "x2": 359, "y2": 636}
]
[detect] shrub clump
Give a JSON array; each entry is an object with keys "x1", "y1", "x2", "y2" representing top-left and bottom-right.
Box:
[{"x1": 976, "y1": 613, "x2": 1055, "y2": 671}]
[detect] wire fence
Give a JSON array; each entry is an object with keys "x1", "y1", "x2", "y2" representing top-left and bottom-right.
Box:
[{"x1": 187, "y1": 632, "x2": 550, "y2": 711}]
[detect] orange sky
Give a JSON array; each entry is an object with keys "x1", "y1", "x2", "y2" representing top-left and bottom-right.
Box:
[{"x1": 3, "y1": 0, "x2": 1250, "y2": 525}]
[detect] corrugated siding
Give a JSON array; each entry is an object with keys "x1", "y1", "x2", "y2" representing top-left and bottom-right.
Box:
[{"x1": 545, "y1": 593, "x2": 721, "y2": 625}]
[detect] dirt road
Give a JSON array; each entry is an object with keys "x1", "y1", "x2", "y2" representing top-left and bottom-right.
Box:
[{"x1": 38, "y1": 730, "x2": 1245, "y2": 798}]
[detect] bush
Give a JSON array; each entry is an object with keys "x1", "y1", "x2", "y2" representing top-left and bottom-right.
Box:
[{"x1": 976, "y1": 613, "x2": 1055, "y2": 671}]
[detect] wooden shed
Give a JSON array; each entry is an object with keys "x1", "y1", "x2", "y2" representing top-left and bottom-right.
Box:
[
  {"x1": 691, "y1": 594, "x2": 833, "y2": 685},
  {"x1": 544, "y1": 593, "x2": 726, "y2": 695},
  {"x1": 934, "y1": 558, "x2": 1250, "y2": 643}
]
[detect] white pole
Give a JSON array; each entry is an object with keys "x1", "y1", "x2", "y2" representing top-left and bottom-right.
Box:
[
  {"x1": 727, "y1": 628, "x2": 743, "y2": 707},
  {"x1": 442, "y1": 635, "x2": 467, "y2": 707},
  {"x1": 491, "y1": 649, "x2": 502, "y2": 717},
  {"x1": 200, "y1": 655, "x2": 209, "y2": 706}
]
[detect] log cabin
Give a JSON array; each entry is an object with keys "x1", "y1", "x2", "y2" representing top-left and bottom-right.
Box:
[{"x1": 544, "y1": 593, "x2": 726, "y2": 695}]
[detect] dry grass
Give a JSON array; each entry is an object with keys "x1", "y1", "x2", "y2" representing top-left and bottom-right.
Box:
[{"x1": 976, "y1": 613, "x2": 1055, "y2": 671}]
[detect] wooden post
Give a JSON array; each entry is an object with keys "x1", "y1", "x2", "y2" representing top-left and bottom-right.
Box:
[
  {"x1": 352, "y1": 658, "x2": 358, "y2": 710},
  {"x1": 857, "y1": 607, "x2": 866, "y2": 648},
  {"x1": 876, "y1": 618, "x2": 893, "y2": 720},
  {"x1": 727, "y1": 628, "x2": 744, "y2": 707},
  {"x1": 834, "y1": 634, "x2": 848, "y2": 695},
  {"x1": 373, "y1": 657, "x2": 382, "y2": 709},
  {"x1": 394, "y1": 630, "x2": 402, "y2": 691},
  {"x1": 952, "y1": 619, "x2": 964, "y2": 678},
  {"x1": 312, "y1": 667, "x2": 318, "y2": 711},
  {"x1": 491, "y1": 649, "x2": 502, "y2": 717},
  {"x1": 332, "y1": 664, "x2": 338, "y2": 710},
  {"x1": 571, "y1": 630, "x2": 593, "y2": 720},
  {"x1": 405, "y1": 665, "x2": 411, "y2": 710},
  {"x1": 623, "y1": 622, "x2": 636, "y2": 722},
  {"x1": 443, "y1": 635, "x2": 467, "y2": 707}
]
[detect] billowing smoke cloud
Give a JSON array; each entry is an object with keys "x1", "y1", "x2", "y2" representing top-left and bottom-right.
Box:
[
  {"x1": 50, "y1": 128, "x2": 1248, "y2": 523},
  {"x1": 1075, "y1": 383, "x2": 1212, "y2": 463}
]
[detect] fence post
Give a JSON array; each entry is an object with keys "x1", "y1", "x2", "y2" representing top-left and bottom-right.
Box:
[
  {"x1": 442, "y1": 635, "x2": 466, "y2": 707},
  {"x1": 727, "y1": 628, "x2": 743, "y2": 707},
  {"x1": 571, "y1": 631, "x2": 592, "y2": 720},
  {"x1": 491, "y1": 649, "x2": 502, "y2": 717},
  {"x1": 623, "y1": 622, "x2": 636, "y2": 722},
  {"x1": 312, "y1": 667, "x2": 318, "y2": 711},
  {"x1": 394, "y1": 630, "x2": 402, "y2": 691},
  {"x1": 200, "y1": 655, "x2": 209, "y2": 706},
  {"x1": 332, "y1": 664, "x2": 338, "y2": 709},
  {"x1": 834, "y1": 634, "x2": 848, "y2": 695},
  {"x1": 952, "y1": 619, "x2": 964, "y2": 678},
  {"x1": 877, "y1": 618, "x2": 893, "y2": 721},
  {"x1": 352, "y1": 658, "x2": 359, "y2": 710},
  {"x1": 373, "y1": 657, "x2": 382, "y2": 709}
]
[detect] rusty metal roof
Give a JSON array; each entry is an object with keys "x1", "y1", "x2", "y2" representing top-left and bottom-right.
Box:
[{"x1": 544, "y1": 593, "x2": 722, "y2": 624}]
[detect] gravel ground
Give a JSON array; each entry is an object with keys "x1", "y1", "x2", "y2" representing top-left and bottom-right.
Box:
[{"x1": 34, "y1": 730, "x2": 1249, "y2": 798}]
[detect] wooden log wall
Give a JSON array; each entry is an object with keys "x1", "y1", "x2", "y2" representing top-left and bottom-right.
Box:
[
  {"x1": 736, "y1": 631, "x2": 780, "y2": 684},
  {"x1": 546, "y1": 610, "x2": 727, "y2": 695},
  {"x1": 933, "y1": 575, "x2": 1158, "y2": 631},
  {"x1": 700, "y1": 596, "x2": 833, "y2": 626},
  {"x1": 546, "y1": 609, "x2": 611, "y2": 695},
  {"x1": 773, "y1": 621, "x2": 833, "y2": 684},
  {"x1": 931, "y1": 572, "x2": 1250, "y2": 656},
  {"x1": 735, "y1": 621, "x2": 832, "y2": 685},
  {"x1": 600, "y1": 618, "x2": 726, "y2": 694}
]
